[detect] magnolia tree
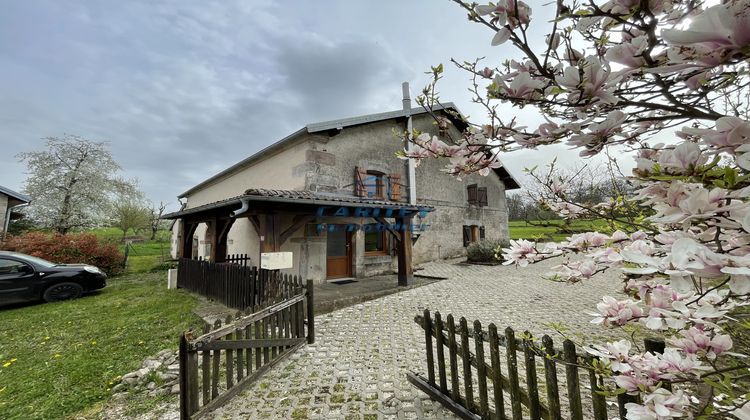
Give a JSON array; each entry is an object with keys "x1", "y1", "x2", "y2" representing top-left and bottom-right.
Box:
[{"x1": 406, "y1": 0, "x2": 750, "y2": 418}]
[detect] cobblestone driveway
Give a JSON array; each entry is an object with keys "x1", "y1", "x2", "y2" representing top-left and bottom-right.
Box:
[{"x1": 208, "y1": 259, "x2": 627, "y2": 420}]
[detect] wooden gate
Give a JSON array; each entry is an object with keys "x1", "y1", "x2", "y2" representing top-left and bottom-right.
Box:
[
  {"x1": 410, "y1": 310, "x2": 664, "y2": 420},
  {"x1": 179, "y1": 277, "x2": 314, "y2": 419}
]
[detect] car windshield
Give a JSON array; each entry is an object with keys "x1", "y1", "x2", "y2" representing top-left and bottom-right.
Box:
[{"x1": 19, "y1": 254, "x2": 57, "y2": 268}]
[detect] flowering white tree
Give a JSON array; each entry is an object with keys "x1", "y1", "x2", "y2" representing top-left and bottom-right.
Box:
[{"x1": 406, "y1": 1, "x2": 750, "y2": 418}]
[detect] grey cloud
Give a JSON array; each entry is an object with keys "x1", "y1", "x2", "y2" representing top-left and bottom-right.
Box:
[{"x1": 0, "y1": 0, "x2": 590, "y2": 211}]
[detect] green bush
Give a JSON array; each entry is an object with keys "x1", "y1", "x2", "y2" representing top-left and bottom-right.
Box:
[
  {"x1": 1, "y1": 231, "x2": 124, "y2": 275},
  {"x1": 467, "y1": 239, "x2": 508, "y2": 263}
]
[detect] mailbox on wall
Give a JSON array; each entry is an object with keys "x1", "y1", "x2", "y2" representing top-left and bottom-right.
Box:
[{"x1": 260, "y1": 252, "x2": 293, "y2": 270}]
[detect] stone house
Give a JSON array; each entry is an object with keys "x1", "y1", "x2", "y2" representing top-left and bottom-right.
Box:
[
  {"x1": 0, "y1": 186, "x2": 31, "y2": 240},
  {"x1": 165, "y1": 87, "x2": 519, "y2": 284}
]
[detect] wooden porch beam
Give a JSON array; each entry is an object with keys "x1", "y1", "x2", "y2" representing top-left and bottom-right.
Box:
[
  {"x1": 279, "y1": 214, "x2": 316, "y2": 246},
  {"x1": 248, "y1": 215, "x2": 260, "y2": 237},
  {"x1": 373, "y1": 216, "x2": 401, "y2": 244},
  {"x1": 214, "y1": 218, "x2": 236, "y2": 263}
]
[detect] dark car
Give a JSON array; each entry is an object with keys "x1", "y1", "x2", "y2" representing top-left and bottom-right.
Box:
[{"x1": 0, "y1": 251, "x2": 107, "y2": 305}]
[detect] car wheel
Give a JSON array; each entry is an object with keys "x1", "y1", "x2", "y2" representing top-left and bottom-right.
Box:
[{"x1": 43, "y1": 282, "x2": 83, "y2": 302}]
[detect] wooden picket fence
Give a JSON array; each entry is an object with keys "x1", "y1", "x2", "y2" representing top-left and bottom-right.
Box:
[
  {"x1": 177, "y1": 258, "x2": 289, "y2": 310},
  {"x1": 179, "y1": 278, "x2": 314, "y2": 419},
  {"x1": 225, "y1": 253, "x2": 253, "y2": 267},
  {"x1": 410, "y1": 310, "x2": 663, "y2": 420}
]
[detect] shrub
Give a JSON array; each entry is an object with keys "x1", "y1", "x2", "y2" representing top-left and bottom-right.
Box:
[
  {"x1": 149, "y1": 259, "x2": 178, "y2": 272},
  {"x1": 467, "y1": 239, "x2": 508, "y2": 264},
  {"x1": 1, "y1": 231, "x2": 124, "y2": 275}
]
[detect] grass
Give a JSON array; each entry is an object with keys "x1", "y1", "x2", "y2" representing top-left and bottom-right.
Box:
[
  {"x1": 0, "y1": 271, "x2": 202, "y2": 420},
  {"x1": 508, "y1": 219, "x2": 611, "y2": 242},
  {"x1": 87, "y1": 227, "x2": 173, "y2": 274}
]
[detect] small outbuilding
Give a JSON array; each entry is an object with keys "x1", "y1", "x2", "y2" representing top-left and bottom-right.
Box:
[{"x1": 0, "y1": 186, "x2": 31, "y2": 240}]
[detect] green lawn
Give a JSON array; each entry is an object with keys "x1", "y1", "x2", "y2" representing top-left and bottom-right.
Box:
[
  {"x1": 508, "y1": 219, "x2": 611, "y2": 242},
  {"x1": 0, "y1": 272, "x2": 201, "y2": 420},
  {"x1": 87, "y1": 227, "x2": 173, "y2": 274}
]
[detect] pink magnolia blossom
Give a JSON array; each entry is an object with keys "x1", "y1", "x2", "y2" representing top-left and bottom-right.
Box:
[
  {"x1": 567, "y1": 110, "x2": 627, "y2": 153},
  {"x1": 657, "y1": 142, "x2": 707, "y2": 174},
  {"x1": 586, "y1": 339, "x2": 633, "y2": 372},
  {"x1": 611, "y1": 230, "x2": 629, "y2": 241},
  {"x1": 670, "y1": 326, "x2": 733, "y2": 360},
  {"x1": 475, "y1": 1, "x2": 531, "y2": 28},
  {"x1": 721, "y1": 267, "x2": 750, "y2": 295},
  {"x1": 556, "y1": 57, "x2": 621, "y2": 105},
  {"x1": 684, "y1": 116, "x2": 750, "y2": 154},
  {"x1": 566, "y1": 231, "x2": 610, "y2": 248},
  {"x1": 493, "y1": 72, "x2": 545, "y2": 100},
  {"x1": 501, "y1": 239, "x2": 538, "y2": 267},
  {"x1": 551, "y1": 259, "x2": 599, "y2": 281},
  {"x1": 605, "y1": 35, "x2": 648, "y2": 68},
  {"x1": 625, "y1": 389, "x2": 690, "y2": 419},
  {"x1": 662, "y1": 0, "x2": 750, "y2": 65},
  {"x1": 590, "y1": 296, "x2": 643, "y2": 326}
]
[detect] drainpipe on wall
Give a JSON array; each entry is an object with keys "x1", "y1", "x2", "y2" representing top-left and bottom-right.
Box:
[{"x1": 402, "y1": 82, "x2": 417, "y2": 206}]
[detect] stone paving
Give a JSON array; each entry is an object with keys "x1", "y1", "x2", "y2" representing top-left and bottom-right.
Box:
[{"x1": 208, "y1": 258, "x2": 627, "y2": 420}]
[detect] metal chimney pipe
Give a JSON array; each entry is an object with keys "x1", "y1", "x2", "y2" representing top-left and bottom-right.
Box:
[
  {"x1": 402, "y1": 82, "x2": 412, "y2": 115},
  {"x1": 402, "y1": 82, "x2": 417, "y2": 205}
]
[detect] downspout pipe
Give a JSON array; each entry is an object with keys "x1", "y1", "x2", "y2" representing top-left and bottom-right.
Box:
[
  {"x1": 402, "y1": 82, "x2": 417, "y2": 206},
  {"x1": 231, "y1": 198, "x2": 251, "y2": 217}
]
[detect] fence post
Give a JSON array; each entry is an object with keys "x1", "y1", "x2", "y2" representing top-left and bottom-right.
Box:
[
  {"x1": 306, "y1": 279, "x2": 315, "y2": 344},
  {"x1": 424, "y1": 309, "x2": 435, "y2": 385},
  {"x1": 563, "y1": 339, "x2": 583, "y2": 420},
  {"x1": 179, "y1": 332, "x2": 199, "y2": 419},
  {"x1": 179, "y1": 333, "x2": 189, "y2": 420}
]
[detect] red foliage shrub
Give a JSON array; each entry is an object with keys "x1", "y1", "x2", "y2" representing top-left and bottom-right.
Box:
[{"x1": 1, "y1": 232, "x2": 124, "y2": 275}]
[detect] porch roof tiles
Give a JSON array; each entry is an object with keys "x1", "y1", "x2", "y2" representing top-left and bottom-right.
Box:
[{"x1": 162, "y1": 188, "x2": 434, "y2": 220}]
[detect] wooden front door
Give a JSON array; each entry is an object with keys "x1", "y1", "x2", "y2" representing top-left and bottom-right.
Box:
[{"x1": 326, "y1": 228, "x2": 352, "y2": 279}]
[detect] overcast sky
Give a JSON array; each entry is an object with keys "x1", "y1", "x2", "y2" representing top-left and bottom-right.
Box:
[{"x1": 0, "y1": 1, "x2": 609, "y2": 211}]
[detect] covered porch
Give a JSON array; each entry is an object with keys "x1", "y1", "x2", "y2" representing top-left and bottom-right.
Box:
[{"x1": 162, "y1": 189, "x2": 434, "y2": 286}]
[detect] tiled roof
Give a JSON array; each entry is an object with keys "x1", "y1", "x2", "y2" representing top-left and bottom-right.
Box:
[
  {"x1": 162, "y1": 189, "x2": 433, "y2": 220},
  {"x1": 244, "y1": 188, "x2": 425, "y2": 208}
]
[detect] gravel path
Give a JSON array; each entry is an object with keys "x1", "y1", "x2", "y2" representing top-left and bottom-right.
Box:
[{"x1": 207, "y1": 258, "x2": 628, "y2": 420}]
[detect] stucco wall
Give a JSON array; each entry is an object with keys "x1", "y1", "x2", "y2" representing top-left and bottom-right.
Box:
[
  {"x1": 305, "y1": 111, "x2": 510, "y2": 272},
  {"x1": 410, "y1": 114, "x2": 509, "y2": 264},
  {"x1": 184, "y1": 140, "x2": 310, "y2": 208}
]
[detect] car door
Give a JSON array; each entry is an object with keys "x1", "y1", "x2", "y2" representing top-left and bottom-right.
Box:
[{"x1": 0, "y1": 258, "x2": 36, "y2": 304}]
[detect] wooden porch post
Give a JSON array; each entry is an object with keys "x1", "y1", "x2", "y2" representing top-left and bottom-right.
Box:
[
  {"x1": 213, "y1": 218, "x2": 235, "y2": 263},
  {"x1": 397, "y1": 215, "x2": 414, "y2": 286},
  {"x1": 259, "y1": 214, "x2": 281, "y2": 253},
  {"x1": 206, "y1": 219, "x2": 217, "y2": 261},
  {"x1": 180, "y1": 221, "x2": 198, "y2": 259}
]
